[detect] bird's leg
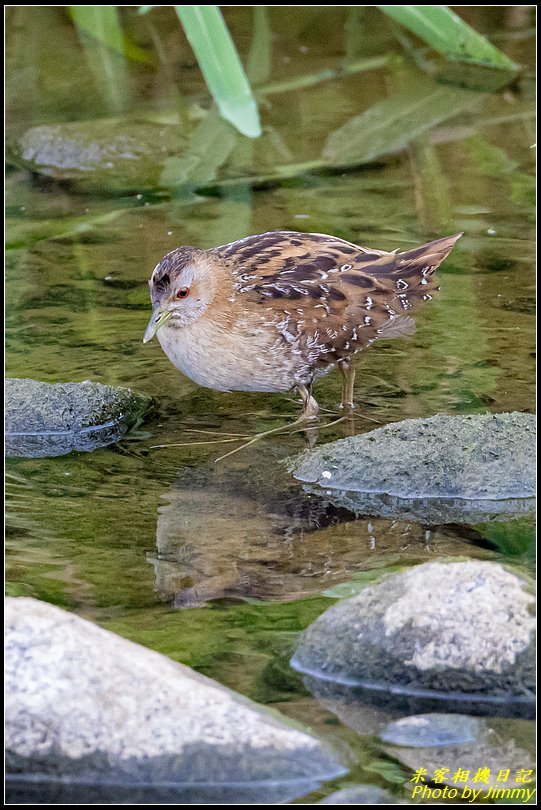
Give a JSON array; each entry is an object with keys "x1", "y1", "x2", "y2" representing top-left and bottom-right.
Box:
[
  {"x1": 339, "y1": 360, "x2": 356, "y2": 414},
  {"x1": 215, "y1": 384, "x2": 319, "y2": 460},
  {"x1": 296, "y1": 383, "x2": 319, "y2": 421}
]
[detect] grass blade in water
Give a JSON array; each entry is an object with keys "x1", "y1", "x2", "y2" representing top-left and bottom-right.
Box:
[
  {"x1": 246, "y1": 6, "x2": 272, "y2": 85},
  {"x1": 378, "y1": 6, "x2": 518, "y2": 72},
  {"x1": 68, "y1": 5, "x2": 124, "y2": 53},
  {"x1": 323, "y1": 76, "x2": 481, "y2": 166},
  {"x1": 68, "y1": 6, "x2": 130, "y2": 113},
  {"x1": 174, "y1": 6, "x2": 261, "y2": 138},
  {"x1": 159, "y1": 108, "x2": 237, "y2": 189}
]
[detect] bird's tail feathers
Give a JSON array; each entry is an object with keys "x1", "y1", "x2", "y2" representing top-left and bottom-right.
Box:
[{"x1": 396, "y1": 233, "x2": 463, "y2": 278}]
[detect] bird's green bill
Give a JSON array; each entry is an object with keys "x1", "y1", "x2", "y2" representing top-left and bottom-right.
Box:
[{"x1": 143, "y1": 306, "x2": 171, "y2": 343}]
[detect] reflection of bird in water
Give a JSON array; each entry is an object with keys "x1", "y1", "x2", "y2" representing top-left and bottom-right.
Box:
[
  {"x1": 148, "y1": 465, "x2": 356, "y2": 608},
  {"x1": 144, "y1": 231, "x2": 461, "y2": 419},
  {"x1": 147, "y1": 476, "x2": 454, "y2": 609}
]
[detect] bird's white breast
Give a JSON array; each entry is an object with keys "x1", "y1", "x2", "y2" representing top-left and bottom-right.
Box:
[{"x1": 157, "y1": 318, "x2": 298, "y2": 393}]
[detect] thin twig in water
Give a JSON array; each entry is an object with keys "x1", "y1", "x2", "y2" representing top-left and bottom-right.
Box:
[
  {"x1": 183, "y1": 427, "x2": 250, "y2": 437},
  {"x1": 215, "y1": 415, "x2": 348, "y2": 462},
  {"x1": 350, "y1": 411, "x2": 381, "y2": 424},
  {"x1": 150, "y1": 413, "x2": 357, "y2": 459},
  {"x1": 150, "y1": 436, "x2": 245, "y2": 449}
]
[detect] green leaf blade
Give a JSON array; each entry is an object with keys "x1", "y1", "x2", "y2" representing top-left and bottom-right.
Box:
[
  {"x1": 175, "y1": 6, "x2": 261, "y2": 138},
  {"x1": 323, "y1": 76, "x2": 481, "y2": 167},
  {"x1": 68, "y1": 6, "x2": 124, "y2": 55},
  {"x1": 68, "y1": 6, "x2": 131, "y2": 113},
  {"x1": 379, "y1": 6, "x2": 519, "y2": 72}
]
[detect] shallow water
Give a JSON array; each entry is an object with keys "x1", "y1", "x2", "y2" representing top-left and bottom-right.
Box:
[{"x1": 5, "y1": 6, "x2": 536, "y2": 803}]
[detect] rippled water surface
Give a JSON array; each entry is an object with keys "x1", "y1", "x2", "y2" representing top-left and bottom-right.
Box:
[{"x1": 5, "y1": 6, "x2": 535, "y2": 802}]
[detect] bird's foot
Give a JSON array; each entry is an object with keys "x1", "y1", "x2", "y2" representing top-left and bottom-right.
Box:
[{"x1": 296, "y1": 384, "x2": 319, "y2": 421}]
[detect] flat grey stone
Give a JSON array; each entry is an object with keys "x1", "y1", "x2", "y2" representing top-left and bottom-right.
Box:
[
  {"x1": 291, "y1": 561, "x2": 535, "y2": 718},
  {"x1": 287, "y1": 413, "x2": 535, "y2": 523},
  {"x1": 8, "y1": 118, "x2": 187, "y2": 194},
  {"x1": 5, "y1": 598, "x2": 344, "y2": 801},
  {"x1": 5, "y1": 378, "x2": 151, "y2": 457}
]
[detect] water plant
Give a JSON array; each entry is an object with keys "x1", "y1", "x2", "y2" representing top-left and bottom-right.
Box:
[{"x1": 66, "y1": 5, "x2": 519, "y2": 137}]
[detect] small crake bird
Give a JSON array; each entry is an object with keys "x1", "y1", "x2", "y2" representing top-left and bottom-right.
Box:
[{"x1": 143, "y1": 231, "x2": 461, "y2": 419}]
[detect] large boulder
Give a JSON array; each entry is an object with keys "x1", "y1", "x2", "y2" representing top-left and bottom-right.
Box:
[
  {"x1": 5, "y1": 378, "x2": 151, "y2": 457},
  {"x1": 287, "y1": 413, "x2": 536, "y2": 523},
  {"x1": 291, "y1": 561, "x2": 535, "y2": 718},
  {"x1": 5, "y1": 598, "x2": 345, "y2": 804}
]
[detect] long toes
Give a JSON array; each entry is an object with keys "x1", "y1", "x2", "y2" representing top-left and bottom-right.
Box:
[{"x1": 301, "y1": 400, "x2": 319, "y2": 420}]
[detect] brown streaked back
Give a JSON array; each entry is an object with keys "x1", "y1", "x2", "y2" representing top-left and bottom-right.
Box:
[{"x1": 213, "y1": 231, "x2": 461, "y2": 363}]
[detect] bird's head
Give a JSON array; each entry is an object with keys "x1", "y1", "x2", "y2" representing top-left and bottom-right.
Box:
[{"x1": 143, "y1": 247, "x2": 217, "y2": 343}]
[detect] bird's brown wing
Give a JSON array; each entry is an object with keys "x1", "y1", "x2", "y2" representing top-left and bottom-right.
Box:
[{"x1": 212, "y1": 231, "x2": 460, "y2": 370}]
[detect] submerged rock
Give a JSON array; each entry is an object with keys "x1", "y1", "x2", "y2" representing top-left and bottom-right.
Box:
[
  {"x1": 8, "y1": 118, "x2": 186, "y2": 194},
  {"x1": 300, "y1": 676, "x2": 535, "y2": 787},
  {"x1": 292, "y1": 489, "x2": 534, "y2": 525},
  {"x1": 6, "y1": 781, "x2": 332, "y2": 805},
  {"x1": 320, "y1": 785, "x2": 403, "y2": 804},
  {"x1": 379, "y1": 714, "x2": 482, "y2": 748},
  {"x1": 5, "y1": 378, "x2": 151, "y2": 457},
  {"x1": 384, "y1": 715, "x2": 535, "y2": 796},
  {"x1": 287, "y1": 413, "x2": 535, "y2": 523},
  {"x1": 291, "y1": 561, "x2": 535, "y2": 719},
  {"x1": 302, "y1": 676, "x2": 401, "y2": 738},
  {"x1": 5, "y1": 598, "x2": 345, "y2": 803}
]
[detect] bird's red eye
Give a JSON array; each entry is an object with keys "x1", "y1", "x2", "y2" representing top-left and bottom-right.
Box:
[{"x1": 176, "y1": 287, "x2": 190, "y2": 299}]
